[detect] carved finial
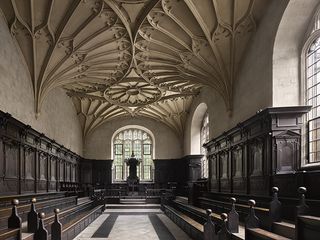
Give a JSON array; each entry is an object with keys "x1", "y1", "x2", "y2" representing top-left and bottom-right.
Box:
[
  {"x1": 228, "y1": 197, "x2": 239, "y2": 233},
  {"x1": 270, "y1": 186, "x2": 282, "y2": 223},
  {"x1": 298, "y1": 187, "x2": 307, "y2": 195},
  {"x1": 54, "y1": 209, "x2": 60, "y2": 214},
  {"x1": 131, "y1": 150, "x2": 135, "y2": 158},
  {"x1": 296, "y1": 186, "x2": 309, "y2": 217},
  {"x1": 245, "y1": 199, "x2": 259, "y2": 228},
  {"x1": 272, "y1": 187, "x2": 279, "y2": 194},
  {"x1": 38, "y1": 212, "x2": 45, "y2": 219},
  {"x1": 31, "y1": 198, "x2": 37, "y2": 203},
  {"x1": 248, "y1": 199, "x2": 256, "y2": 207},
  {"x1": 221, "y1": 213, "x2": 228, "y2": 221},
  {"x1": 12, "y1": 199, "x2": 19, "y2": 206},
  {"x1": 206, "y1": 209, "x2": 212, "y2": 216}
]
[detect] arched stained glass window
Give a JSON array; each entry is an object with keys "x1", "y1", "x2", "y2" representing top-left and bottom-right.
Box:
[
  {"x1": 200, "y1": 112, "x2": 209, "y2": 178},
  {"x1": 305, "y1": 9, "x2": 320, "y2": 163},
  {"x1": 112, "y1": 128, "x2": 154, "y2": 182}
]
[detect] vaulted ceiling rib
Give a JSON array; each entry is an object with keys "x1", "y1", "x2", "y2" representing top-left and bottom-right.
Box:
[{"x1": 0, "y1": 0, "x2": 269, "y2": 137}]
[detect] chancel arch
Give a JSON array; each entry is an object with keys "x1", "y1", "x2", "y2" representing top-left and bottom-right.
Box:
[{"x1": 111, "y1": 125, "x2": 155, "y2": 182}]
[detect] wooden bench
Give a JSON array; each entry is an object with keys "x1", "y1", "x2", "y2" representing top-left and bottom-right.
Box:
[
  {"x1": 272, "y1": 221, "x2": 295, "y2": 239},
  {"x1": 28, "y1": 199, "x2": 94, "y2": 236},
  {"x1": 246, "y1": 228, "x2": 291, "y2": 240},
  {"x1": 0, "y1": 228, "x2": 20, "y2": 240},
  {"x1": 296, "y1": 215, "x2": 320, "y2": 240},
  {"x1": 61, "y1": 205, "x2": 103, "y2": 240},
  {"x1": 0, "y1": 196, "x2": 77, "y2": 231},
  {"x1": 0, "y1": 192, "x2": 67, "y2": 209},
  {"x1": 163, "y1": 204, "x2": 203, "y2": 240},
  {"x1": 198, "y1": 196, "x2": 270, "y2": 229},
  {"x1": 172, "y1": 199, "x2": 246, "y2": 239}
]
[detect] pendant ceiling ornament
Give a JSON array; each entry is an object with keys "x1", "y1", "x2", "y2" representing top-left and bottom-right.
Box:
[{"x1": 0, "y1": 0, "x2": 269, "y2": 137}]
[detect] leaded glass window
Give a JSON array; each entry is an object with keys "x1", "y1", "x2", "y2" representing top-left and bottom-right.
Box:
[
  {"x1": 112, "y1": 128, "x2": 154, "y2": 181},
  {"x1": 200, "y1": 112, "x2": 209, "y2": 178},
  {"x1": 306, "y1": 10, "x2": 320, "y2": 163}
]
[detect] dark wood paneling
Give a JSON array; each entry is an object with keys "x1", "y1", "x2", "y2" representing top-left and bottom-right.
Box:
[
  {"x1": 205, "y1": 106, "x2": 313, "y2": 198},
  {"x1": 0, "y1": 110, "x2": 82, "y2": 196}
]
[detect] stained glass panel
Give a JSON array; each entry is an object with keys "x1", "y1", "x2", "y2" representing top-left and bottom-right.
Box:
[{"x1": 112, "y1": 128, "x2": 154, "y2": 181}]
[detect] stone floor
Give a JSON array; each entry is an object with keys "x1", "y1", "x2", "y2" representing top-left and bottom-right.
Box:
[{"x1": 74, "y1": 207, "x2": 193, "y2": 240}]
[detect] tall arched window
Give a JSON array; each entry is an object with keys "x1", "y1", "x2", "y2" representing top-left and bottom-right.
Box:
[
  {"x1": 112, "y1": 128, "x2": 154, "y2": 182},
  {"x1": 304, "y1": 8, "x2": 320, "y2": 164},
  {"x1": 200, "y1": 112, "x2": 209, "y2": 178}
]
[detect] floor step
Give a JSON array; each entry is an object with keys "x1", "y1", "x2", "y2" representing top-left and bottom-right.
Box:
[
  {"x1": 106, "y1": 204, "x2": 161, "y2": 209},
  {"x1": 120, "y1": 199, "x2": 146, "y2": 204},
  {"x1": 77, "y1": 197, "x2": 91, "y2": 205},
  {"x1": 120, "y1": 196, "x2": 146, "y2": 199},
  {"x1": 175, "y1": 196, "x2": 188, "y2": 205},
  {"x1": 273, "y1": 221, "x2": 295, "y2": 239}
]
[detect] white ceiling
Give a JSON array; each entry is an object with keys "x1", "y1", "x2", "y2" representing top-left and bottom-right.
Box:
[{"x1": 0, "y1": 0, "x2": 269, "y2": 137}]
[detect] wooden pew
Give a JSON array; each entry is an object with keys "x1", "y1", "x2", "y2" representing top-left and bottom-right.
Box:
[
  {"x1": 32, "y1": 205, "x2": 103, "y2": 240},
  {"x1": 28, "y1": 199, "x2": 95, "y2": 237},
  {"x1": 0, "y1": 199, "x2": 21, "y2": 240},
  {"x1": 163, "y1": 204, "x2": 204, "y2": 240},
  {"x1": 0, "y1": 195, "x2": 77, "y2": 231},
  {"x1": 296, "y1": 215, "x2": 320, "y2": 240}
]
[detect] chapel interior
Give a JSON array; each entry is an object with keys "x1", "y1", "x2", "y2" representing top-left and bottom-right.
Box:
[{"x1": 0, "y1": 0, "x2": 320, "y2": 240}]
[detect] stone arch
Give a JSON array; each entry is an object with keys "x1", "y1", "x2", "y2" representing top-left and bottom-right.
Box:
[{"x1": 190, "y1": 103, "x2": 208, "y2": 155}]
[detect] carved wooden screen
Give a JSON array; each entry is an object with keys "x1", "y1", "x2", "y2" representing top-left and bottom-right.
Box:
[{"x1": 232, "y1": 146, "x2": 243, "y2": 178}]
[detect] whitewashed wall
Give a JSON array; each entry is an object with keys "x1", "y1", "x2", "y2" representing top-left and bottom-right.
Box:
[
  {"x1": 84, "y1": 116, "x2": 183, "y2": 160},
  {"x1": 184, "y1": 0, "x2": 290, "y2": 155},
  {"x1": 0, "y1": 14, "x2": 83, "y2": 155},
  {"x1": 273, "y1": 0, "x2": 320, "y2": 106}
]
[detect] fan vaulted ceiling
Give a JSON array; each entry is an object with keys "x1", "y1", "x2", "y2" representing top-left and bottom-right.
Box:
[{"x1": 0, "y1": 0, "x2": 269, "y2": 137}]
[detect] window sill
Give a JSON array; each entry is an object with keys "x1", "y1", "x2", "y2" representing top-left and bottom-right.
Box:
[{"x1": 300, "y1": 162, "x2": 320, "y2": 171}]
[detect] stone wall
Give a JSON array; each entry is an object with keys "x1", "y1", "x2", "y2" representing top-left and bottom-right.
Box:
[
  {"x1": 273, "y1": 0, "x2": 320, "y2": 106},
  {"x1": 0, "y1": 13, "x2": 83, "y2": 155},
  {"x1": 184, "y1": 0, "x2": 290, "y2": 155},
  {"x1": 84, "y1": 116, "x2": 183, "y2": 160}
]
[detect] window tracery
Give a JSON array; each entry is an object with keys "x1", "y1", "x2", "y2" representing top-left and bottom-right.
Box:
[
  {"x1": 305, "y1": 8, "x2": 320, "y2": 164},
  {"x1": 113, "y1": 128, "x2": 154, "y2": 182}
]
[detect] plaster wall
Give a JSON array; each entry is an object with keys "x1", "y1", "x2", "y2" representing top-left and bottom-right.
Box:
[
  {"x1": 84, "y1": 117, "x2": 183, "y2": 160},
  {"x1": 184, "y1": 0, "x2": 288, "y2": 155},
  {"x1": 273, "y1": 0, "x2": 320, "y2": 106},
  {"x1": 0, "y1": 14, "x2": 83, "y2": 155}
]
